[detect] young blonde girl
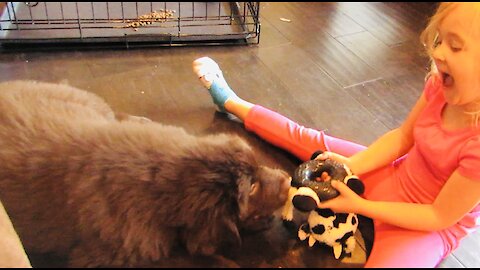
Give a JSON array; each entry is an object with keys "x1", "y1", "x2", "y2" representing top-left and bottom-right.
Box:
[{"x1": 192, "y1": 2, "x2": 480, "y2": 267}]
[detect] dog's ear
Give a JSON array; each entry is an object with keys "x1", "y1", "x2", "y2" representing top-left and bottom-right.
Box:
[
  {"x1": 164, "y1": 134, "x2": 257, "y2": 256},
  {"x1": 181, "y1": 173, "x2": 251, "y2": 256},
  {"x1": 237, "y1": 173, "x2": 252, "y2": 221},
  {"x1": 171, "y1": 154, "x2": 253, "y2": 256}
]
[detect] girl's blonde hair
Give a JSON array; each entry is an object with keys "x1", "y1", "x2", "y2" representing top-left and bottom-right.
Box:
[
  {"x1": 420, "y1": 3, "x2": 480, "y2": 78},
  {"x1": 420, "y1": 3, "x2": 458, "y2": 78},
  {"x1": 420, "y1": 3, "x2": 457, "y2": 58}
]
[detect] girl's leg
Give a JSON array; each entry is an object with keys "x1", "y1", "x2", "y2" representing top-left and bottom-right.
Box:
[
  {"x1": 358, "y1": 164, "x2": 448, "y2": 267},
  {"x1": 244, "y1": 105, "x2": 366, "y2": 161},
  {"x1": 192, "y1": 57, "x2": 366, "y2": 161},
  {"x1": 365, "y1": 222, "x2": 447, "y2": 268}
]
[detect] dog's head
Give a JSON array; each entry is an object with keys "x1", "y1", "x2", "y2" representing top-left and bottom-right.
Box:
[{"x1": 168, "y1": 133, "x2": 291, "y2": 257}]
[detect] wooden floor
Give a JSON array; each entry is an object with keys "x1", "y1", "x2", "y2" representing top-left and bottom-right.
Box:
[{"x1": 1, "y1": 2, "x2": 479, "y2": 268}]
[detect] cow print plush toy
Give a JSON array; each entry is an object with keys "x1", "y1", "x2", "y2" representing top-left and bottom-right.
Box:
[{"x1": 282, "y1": 150, "x2": 365, "y2": 259}]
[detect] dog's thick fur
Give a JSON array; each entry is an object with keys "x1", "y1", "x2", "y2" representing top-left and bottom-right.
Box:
[{"x1": 0, "y1": 80, "x2": 291, "y2": 267}]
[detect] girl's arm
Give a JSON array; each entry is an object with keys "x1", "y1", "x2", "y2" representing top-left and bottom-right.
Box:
[
  {"x1": 346, "y1": 92, "x2": 428, "y2": 175},
  {"x1": 320, "y1": 170, "x2": 480, "y2": 231}
]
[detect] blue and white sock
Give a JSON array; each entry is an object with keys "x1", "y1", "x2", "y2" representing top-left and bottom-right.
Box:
[{"x1": 206, "y1": 73, "x2": 238, "y2": 113}]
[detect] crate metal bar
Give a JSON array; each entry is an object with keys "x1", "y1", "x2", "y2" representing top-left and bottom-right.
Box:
[
  {"x1": 27, "y1": 5, "x2": 34, "y2": 24},
  {"x1": 251, "y1": 2, "x2": 261, "y2": 44},
  {"x1": 11, "y1": 2, "x2": 20, "y2": 30},
  {"x1": 177, "y1": 2, "x2": 181, "y2": 37},
  {"x1": 135, "y1": 2, "x2": 139, "y2": 18},
  {"x1": 3, "y1": 15, "x2": 240, "y2": 26},
  {"x1": 91, "y1": 2, "x2": 95, "y2": 23},
  {"x1": 60, "y1": 2, "x2": 65, "y2": 24},
  {"x1": 44, "y1": 2, "x2": 50, "y2": 24},
  {"x1": 121, "y1": 2, "x2": 125, "y2": 23},
  {"x1": 5, "y1": 2, "x2": 13, "y2": 22},
  {"x1": 75, "y1": 2, "x2": 82, "y2": 38},
  {"x1": 243, "y1": 2, "x2": 246, "y2": 25},
  {"x1": 229, "y1": 2, "x2": 233, "y2": 25},
  {"x1": 106, "y1": 2, "x2": 110, "y2": 21},
  {"x1": 0, "y1": 2, "x2": 261, "y2": 48}
]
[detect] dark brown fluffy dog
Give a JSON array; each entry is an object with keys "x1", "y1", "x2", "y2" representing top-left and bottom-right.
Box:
[{"x1": 0, "y1": 80, "x2": 291, "y2": 267}]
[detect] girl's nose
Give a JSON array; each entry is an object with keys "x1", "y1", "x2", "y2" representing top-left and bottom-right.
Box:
[{"x1": 432, "y1": 44, "x2": 445, "y2": 62}]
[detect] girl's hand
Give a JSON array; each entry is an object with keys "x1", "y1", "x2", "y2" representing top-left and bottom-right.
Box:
[
  {"x1": 315, "y1": 151, "x2": 351, "y2": 168},
  {"x1": 316, "y1": 180, "x2": 364, "y2": 214}
]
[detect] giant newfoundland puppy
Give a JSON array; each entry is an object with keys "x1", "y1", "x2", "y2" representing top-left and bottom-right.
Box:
[{"x1": 0, "y1": 80, "x2": 291, "y2": 267}]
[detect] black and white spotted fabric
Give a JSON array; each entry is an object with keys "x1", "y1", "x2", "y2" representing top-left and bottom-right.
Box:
[{"x1": 298, "y1": 208, "x2": 358, "y2": 259}]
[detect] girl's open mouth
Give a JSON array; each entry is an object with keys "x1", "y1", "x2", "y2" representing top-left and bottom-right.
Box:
[{"x1": 441, "y1": 71, "x2": 454, "y2": 87}]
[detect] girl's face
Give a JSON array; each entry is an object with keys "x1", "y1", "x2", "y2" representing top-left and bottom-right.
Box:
[{"x1": 432, "y1": 4, "x2": 480, "y2": 111}]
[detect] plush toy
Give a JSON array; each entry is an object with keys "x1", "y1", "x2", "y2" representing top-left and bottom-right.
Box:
[{"x1": 282, "y1": 150, "x2": 365, "y2": 259}]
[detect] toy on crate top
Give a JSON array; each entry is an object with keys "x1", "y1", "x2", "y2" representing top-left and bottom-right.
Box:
[{"x1": 282, "y1": 150, "x2": 365, "y2": 259}]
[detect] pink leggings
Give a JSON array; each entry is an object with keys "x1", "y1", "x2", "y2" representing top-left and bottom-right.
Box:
[{"x1": 244, "y1": 105, "x2": 449, "y2": 268}]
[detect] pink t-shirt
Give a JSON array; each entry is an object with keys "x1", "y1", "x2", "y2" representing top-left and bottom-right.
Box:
[{"x1": 396, "y1": 77, "x2": 480, "y2": 249}]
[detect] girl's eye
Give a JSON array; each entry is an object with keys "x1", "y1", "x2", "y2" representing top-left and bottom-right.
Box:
[{"x1": 450, "y1": 42, "x2": 462, "y2": 52}]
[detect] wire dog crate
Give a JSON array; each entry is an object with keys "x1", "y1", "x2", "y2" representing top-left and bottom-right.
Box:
[{"x1": 0, "y1": 2, "x2": 260, "y2": 50}]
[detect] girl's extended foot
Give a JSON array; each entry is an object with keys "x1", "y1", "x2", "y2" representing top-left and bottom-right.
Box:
[{"x1": 192, "y1": 57, "x2": 239, "y2": 113}]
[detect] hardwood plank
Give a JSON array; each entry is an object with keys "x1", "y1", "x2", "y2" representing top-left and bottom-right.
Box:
[
  {"x1": 255, "y1": 11, "x2": 291, "y2": 49},
  {"x1": 336, "y1": 2, "x2": 421, "y2": 46},
  {"x1": 255, "y1": 43, "x2": 389, "y2": 146},
  {"x1": 438, "y1": 254, "x2": 465, "y2": 268},
  {"x1": 375, "y1": 2, "x2": 438, "y2": 34},
  {"x1": 284, "y1": 2, "x2": 367, "y2": 38},
  {"x1": 343, "y1": 75, "x2": 423, "y2": 131},
  {"x1": 259, "y1": 2, "x2": 325, "y2": 44},
  {"x1": 295, "y1": 35, "x2": 380, "y2": 89},
  {"x1": 336, "y1": 31, "x2": 428, "y2": 78},
  {"x1": 260, "y1": 2, "x2": 380, "y2": 88},
  {"x1": 449, "y1": 230, "x2": 480, "y2": 268}
]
